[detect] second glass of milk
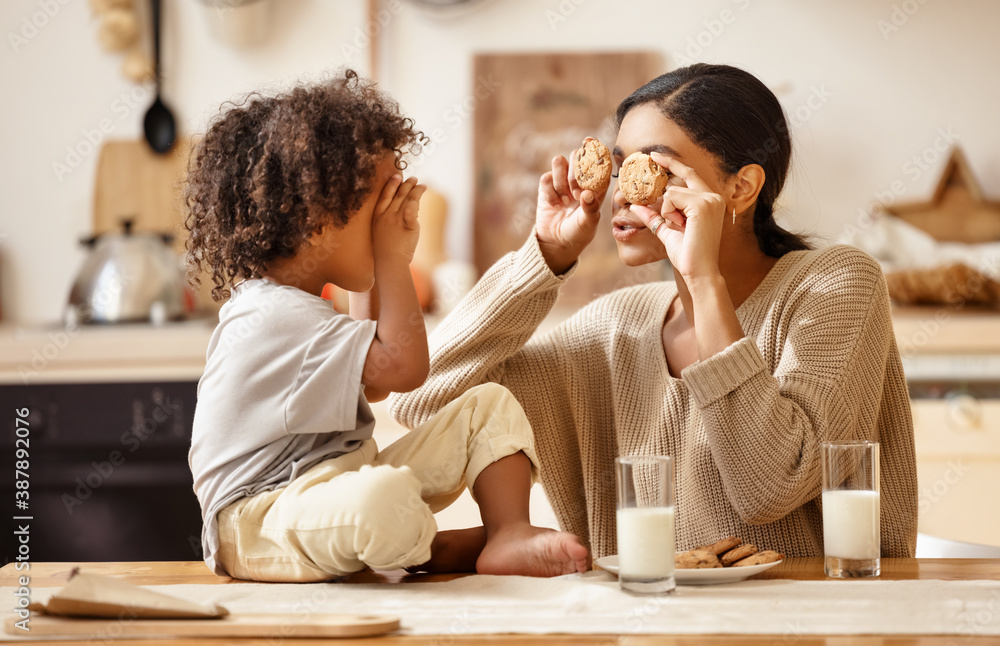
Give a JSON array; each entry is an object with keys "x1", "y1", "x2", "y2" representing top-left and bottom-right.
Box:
[
  {"x1": 821, "y1": 440, "x2": 881, "y2": 578},
  {"x1": 615, "y1": 455, "x2": 676, "y2": 594}
]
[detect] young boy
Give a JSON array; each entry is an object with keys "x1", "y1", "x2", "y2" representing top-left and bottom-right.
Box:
[{"x1": 184, "y1": 70, "x2": 589, "y2": 582}]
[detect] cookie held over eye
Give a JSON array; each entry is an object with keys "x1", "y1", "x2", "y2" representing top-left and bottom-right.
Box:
[
  {"x1": 574, "y1": 137, "x2": 612, "y2": 194},
  {"x1": 619, "y1": 152, "x2": 670, "y2": 206}
]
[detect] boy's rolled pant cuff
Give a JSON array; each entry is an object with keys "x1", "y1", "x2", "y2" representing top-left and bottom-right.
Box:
[
  {"x1": 465, "y1": 434, "x2": 540, "y2": 496},
  {"x1": 361, "y1": 515, "x2": 436, "y2": 571}
]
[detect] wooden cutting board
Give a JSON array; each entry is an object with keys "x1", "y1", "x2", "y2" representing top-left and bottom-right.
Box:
[
  {"x1": 5, "y1": 612, "x2": 400, "y2": 639},
  {"x1": 92, "y1": 138, "x2": 220, "y2": 314},
  {"x1": 472, "y1": 51, "x2": 666, "y2": 308},
  {"x1": 93, "y1": 138, "x2": 192, "y2": 247}
]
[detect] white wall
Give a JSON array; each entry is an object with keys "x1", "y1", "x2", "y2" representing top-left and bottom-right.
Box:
[{"x1": 2, "y1": 0, "x2": 999, "y2": 325}]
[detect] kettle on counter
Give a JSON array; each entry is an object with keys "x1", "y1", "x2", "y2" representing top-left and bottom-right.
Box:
[{"x1": 66, "y1": 219, "x2": 192, "y2": 325}]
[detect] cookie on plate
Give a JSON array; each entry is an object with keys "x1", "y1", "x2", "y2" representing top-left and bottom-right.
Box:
[
  {"x1": 618, "y1": 152, "x2": 670, "y2": 206},
  {"x1": 675, "y1": 549, "x2": 723, "y2": 569},
  {"x1": 574, "y1": 137, "x2": 612, "y2": 194},
  {"x1": 720, "y1": 543, "x2": 758, "y2": 566},
  {"x1": 697, "y1": 536, "x2": 742, "y2": 556},
  {"x1": 732, "y1": 550, "x2": 784, "y2": 567}
]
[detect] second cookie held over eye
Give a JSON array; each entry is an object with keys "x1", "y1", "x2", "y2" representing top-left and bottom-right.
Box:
[
  {"x1": 619, "y1": 152, "x2": 670, "y2": 206},
  {"x1": 574, "y1": 137, "x2": 612, "y2": 195}
]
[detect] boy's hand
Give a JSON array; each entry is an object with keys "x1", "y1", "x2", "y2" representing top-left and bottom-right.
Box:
[
  {"x1": 362, "y1": 174, "x2": 431, "y2": 395},
  {"x1": 372, "y1": 174, "x2": 427, "y2": 267}
]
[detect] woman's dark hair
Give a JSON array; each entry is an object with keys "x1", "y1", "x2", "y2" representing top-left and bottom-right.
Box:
[
  {"x1": 184, "y1": 68, "x2": 426, "y2": 301},
  {"x1": 614, "y1": 63, "x2": 810, "y2": 258}
]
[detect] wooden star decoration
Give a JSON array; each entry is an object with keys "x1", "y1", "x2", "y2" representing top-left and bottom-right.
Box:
[{"x1": 886, "y1": 147, "x2": 1000, "y2": 243}]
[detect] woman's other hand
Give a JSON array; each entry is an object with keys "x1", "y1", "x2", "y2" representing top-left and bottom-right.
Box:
[
  {"x1": 535, "y1": 151, "x2": 606, "y2": 275},
  {"x1": 628, "y1": 152, "x2": 726, "y2": 284}
]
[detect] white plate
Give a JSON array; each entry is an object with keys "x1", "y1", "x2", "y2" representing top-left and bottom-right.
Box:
[{"x1": 594, "y1": 555, "x2": 783, "y2": 585}]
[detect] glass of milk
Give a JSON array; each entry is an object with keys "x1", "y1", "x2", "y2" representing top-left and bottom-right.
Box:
[
  {"x1": 615, "y1": 455, "x2": 675, "y2": 594},
  {"x1": 821, "y1": 441, "x2": 880, "y2": 578}
]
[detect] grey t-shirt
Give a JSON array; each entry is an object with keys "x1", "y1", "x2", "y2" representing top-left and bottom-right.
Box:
[{"x1": 189, "y1": 278, "x2": 377, "y2": 575}]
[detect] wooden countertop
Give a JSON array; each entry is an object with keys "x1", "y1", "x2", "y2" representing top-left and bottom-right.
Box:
[
  {"x1": 3, "y1": 559, "x2": 999, "y2": 644},
  {"x1": 891, "y1": 305, "x2": 1000, "y2": 355}
]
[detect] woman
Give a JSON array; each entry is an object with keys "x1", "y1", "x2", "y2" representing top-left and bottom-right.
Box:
[{"x1": 391, "y1": 64, "x2": 918, "y2": 560}]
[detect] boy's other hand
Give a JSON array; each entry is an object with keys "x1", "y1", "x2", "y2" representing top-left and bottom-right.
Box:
[{"x1": 373, "y1": 174, "x2": 427, "y2": 267}]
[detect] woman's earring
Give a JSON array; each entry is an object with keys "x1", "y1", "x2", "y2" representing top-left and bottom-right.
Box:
[{"x1": 732, "y1": 207, "x2": 736, "y2": 225}]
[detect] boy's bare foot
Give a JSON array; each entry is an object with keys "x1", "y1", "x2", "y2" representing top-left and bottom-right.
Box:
[
  {"x1": 476, "y1": 524, "x2": 590, "y2": 577},
  {"x1": 405, "y1": 527, "x2": 487, "y2": 574}
]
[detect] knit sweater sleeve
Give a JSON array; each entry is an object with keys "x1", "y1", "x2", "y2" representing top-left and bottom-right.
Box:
[
  {"x1": 680, "y1": 246, "x2": 913, "y2": 544},
  {"x1": 389, "y1": 231, "x2": 575, "y2": 430},
  {"x1": 390, "y1": 232, "x2": 612, "y2": 548}
]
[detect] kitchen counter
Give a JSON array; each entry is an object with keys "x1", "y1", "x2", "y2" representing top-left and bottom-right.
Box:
[
  {"x1": 892, "y1": 304, "x2": 1000, "y2": 354},
  {"x1": 2, "y1": 304, "x2": 999, "y2": 386},
  {"x1": 0, "y1": 306, "x2": 583, "y2": 386},
  {"x1": 2, "y1": 558, "x2": 998, "y2": 643},
  {"x1": 0, "y1": 318, "x2": 217, "y2": 385}
]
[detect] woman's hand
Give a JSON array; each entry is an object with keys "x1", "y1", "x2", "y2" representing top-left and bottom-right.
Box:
[
  {"x1": 632, "y1": 153, "x2": 746, "y2": 363},
  {"x1": 628, "y1": 152, "x2": 727, "y2": 284},
  {"x1": 534, "y1": 152, "x2": 606, "y2": 275}
]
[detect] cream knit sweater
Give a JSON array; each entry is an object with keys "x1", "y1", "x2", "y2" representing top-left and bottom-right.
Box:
[{"x1": 390, "y1": 233, "x2": 918, "y2": 559}]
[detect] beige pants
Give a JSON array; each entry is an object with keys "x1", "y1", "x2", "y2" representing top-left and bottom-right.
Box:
[{"x1": 216, "y1": 383, "x2": 537, "y2": 582}]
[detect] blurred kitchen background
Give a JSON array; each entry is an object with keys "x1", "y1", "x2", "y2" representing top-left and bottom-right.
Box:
[{"x1": 2, "y1": 0, "x2": 1000, "y2": 565}]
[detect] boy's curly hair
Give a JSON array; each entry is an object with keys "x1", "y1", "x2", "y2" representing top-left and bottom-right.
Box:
[{"x1": 184, "y1": 69, "x2": 426, "y2": 301}]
